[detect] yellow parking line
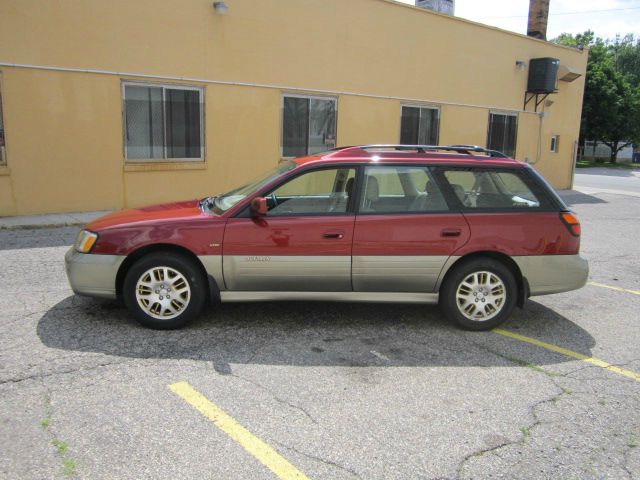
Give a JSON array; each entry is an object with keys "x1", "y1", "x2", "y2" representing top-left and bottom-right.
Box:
[
  {"x1": 169, "y1": 381, "x2": 310, "y2": 480},
  {"x1": 493, "y1": 329, "x2": 640, "y2": 382},
  {"x1": 588, "y1": 281, "x2": 640, "y2": 296}
]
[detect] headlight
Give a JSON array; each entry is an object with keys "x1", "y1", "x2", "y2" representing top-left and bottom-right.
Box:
[{"x1": 74, "y1": 230, "x2": 99, "y2": 253}]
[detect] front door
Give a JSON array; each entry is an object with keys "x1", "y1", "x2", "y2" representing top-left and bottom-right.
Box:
[
  {"x1": 352, "y1": 165, "x2": 470, "y2": 292},
  {"x1": 223, "y1": 166, "x2": 357, "y2": 291}
]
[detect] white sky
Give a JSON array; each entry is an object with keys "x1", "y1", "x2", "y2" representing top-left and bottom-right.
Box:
[{"x1": 396, "y1": 0, "x2": 640, "y2": 40}]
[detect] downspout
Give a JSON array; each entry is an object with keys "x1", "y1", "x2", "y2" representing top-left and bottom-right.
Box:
[
  {"x1": 529, "y1": 110, "x2": 545, "y2": 166},
  {"x1": 537, "y1": 111, "x2": 544, "y2": 164}
]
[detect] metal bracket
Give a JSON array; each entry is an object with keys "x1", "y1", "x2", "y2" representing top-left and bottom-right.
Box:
[{"x1": 524, "y1": 92, "x2": 550, "y2": 112}]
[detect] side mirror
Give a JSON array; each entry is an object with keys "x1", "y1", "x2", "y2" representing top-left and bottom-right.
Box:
[{"x1": 250, "y1": 197, "x2": 268, "y2": 216}]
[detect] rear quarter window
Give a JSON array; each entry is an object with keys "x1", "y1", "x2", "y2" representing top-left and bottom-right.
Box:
[{"x1": 438, "y1": 168, "x2": 555, "y2": 211}]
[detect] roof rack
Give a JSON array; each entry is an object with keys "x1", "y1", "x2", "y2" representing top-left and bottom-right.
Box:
[{"x1": 347, "y1": 144, "x2": 509, "y2": 158}]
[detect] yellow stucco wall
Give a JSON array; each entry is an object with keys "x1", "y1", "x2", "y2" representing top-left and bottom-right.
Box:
[
  {"x1": 439, "y1": 106, "x2": 489, "y2": 148},
  {"x1": 1, "y1": 69, "x2": 124, "y2": 214},
  {"x1": 0, "y1": 0, "x2": 587, "y2": 216},
  {"x1": 338, "y1": 97, "x2": 401, "y2": 146}
]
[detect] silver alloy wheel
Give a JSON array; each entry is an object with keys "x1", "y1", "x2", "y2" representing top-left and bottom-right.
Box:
[
  {"x1": 134, "y1": 266, "x2": 191, "y2": 320},
  {"x1": 455, "y1": 271, "x2": 506, "y2": 322}
]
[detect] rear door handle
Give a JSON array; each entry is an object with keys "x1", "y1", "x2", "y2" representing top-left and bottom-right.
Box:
[
  {"x1": 323, "y1": 232, "x2": 344, "y2": 239},
  {"x1": 441, "y1": 228, "x2": 461, "y2": 237}
]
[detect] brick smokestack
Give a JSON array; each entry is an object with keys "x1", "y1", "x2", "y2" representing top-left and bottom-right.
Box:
[{"x1": 527, "y1": 0, "x2": 550, "y2": 40}]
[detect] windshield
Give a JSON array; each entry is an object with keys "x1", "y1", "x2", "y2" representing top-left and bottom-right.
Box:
[{"x1": 208, "y1": 161, "x2": 297, "y2": 214}]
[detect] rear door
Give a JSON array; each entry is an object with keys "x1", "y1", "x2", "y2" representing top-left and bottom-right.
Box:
[
  {"x1": 435, "y1": 166, "x2": 577, "y2": 254},
  {"x1": 352, "y1": 165, "x2": 470, "y2": 293},
  {"x1": 223, "y1": 166, "x2": 357, "y2": 291}
]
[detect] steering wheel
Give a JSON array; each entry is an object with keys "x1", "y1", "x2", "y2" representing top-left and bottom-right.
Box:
[{"x1": 271, "y1": 192, "x2": 279, "y2": 207}]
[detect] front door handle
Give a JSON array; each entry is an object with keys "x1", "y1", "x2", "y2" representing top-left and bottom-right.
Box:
[
  {"x1": 441, "y1": 228, "x2": 461, "y2": 238},
  {"x1": 323, "y1": 232, "x2": 344, "y2": 239}
]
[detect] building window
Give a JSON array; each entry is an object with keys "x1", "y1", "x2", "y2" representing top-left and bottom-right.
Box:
[
  {"x1": 487, "y1": 112, "x2": 517, "y2": 158},
  {"x1": 550, "y1": 135, "x2": 559, "y2": 153},
  {"x1": 0, "y1": 83, "x2": 5, "y2": 166},
  {"x1": 400, "y1": 105, "x2": 439, "y2": 145},
  {"x1": 282, "y1": 95, "x2": 337, "y2": 158},
  {"x1": 123, "y1": 83, "x2": 203, "y2": 161}
]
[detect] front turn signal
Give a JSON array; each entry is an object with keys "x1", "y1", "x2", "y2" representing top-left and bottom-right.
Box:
[
  {"x1": 74, "y1": 230, "x2": 99, "y2": 253},
  {"x1": 560, "y1": 212, "x2": 581, "y2": 237}
]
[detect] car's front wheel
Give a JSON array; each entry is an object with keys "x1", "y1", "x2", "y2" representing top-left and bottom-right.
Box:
[
  {"x1": 439, "y1": 257, "x2": 517, "y2": 331},
  {"x1": 123, "y1": 253, "x2": 207, "y2": 329}
]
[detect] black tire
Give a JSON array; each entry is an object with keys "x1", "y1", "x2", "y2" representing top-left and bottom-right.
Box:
[
  {"x1": 123, "y1": 252, "x2": 207, "y2": 329},
  {"x1": 439, "y1": 257, "x2": 517, "y2": 331}
]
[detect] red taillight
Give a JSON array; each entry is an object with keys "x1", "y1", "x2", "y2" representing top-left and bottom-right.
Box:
[{"x1": 560, "y1": 212, "x2": 581, "y2": 237}]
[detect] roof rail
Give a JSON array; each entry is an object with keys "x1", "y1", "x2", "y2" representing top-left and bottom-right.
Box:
[{"x1": 349, "y1": 144, "x2": 509, "y2": 158}]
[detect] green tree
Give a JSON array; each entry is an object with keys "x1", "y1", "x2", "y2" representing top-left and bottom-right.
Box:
[
  {"x1": 610, "y1": 34, "x2": 640, "y2": 88},
  {"x1": 553, "y1": 32, "x2": 640, "y2": 163},
  {"x1": 553, "y1": 30, "x2": 596, "y2": 50}
]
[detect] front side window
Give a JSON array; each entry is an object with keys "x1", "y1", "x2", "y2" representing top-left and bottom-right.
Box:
[
  {"x1": 360, "y1": 165, "x2": 448, "y2": 213},
  {"x1": 266, "y1": 167, "x2": 355, "y2": 216},
  {"x1": 124, "y1": 83, "x2": 203, "y2": 161},
  {"x1": 0, "y1": 82, "x2": 5, "y2": 166},
  {"x1": 487, "y1": 112, "x2": 517, "y2": 158},
  {"x1": 282, "y1": 95, "x2": 336, "y2": 157},
  {"x1": 442, "y1": 169, "x2": 544, "y2": 209},
  {"x1": 210, "y1": 161, "x2": 297, "y2": 214},
  {"x1": 400, "y1": 105, "x2": 439, "y2": 145}
]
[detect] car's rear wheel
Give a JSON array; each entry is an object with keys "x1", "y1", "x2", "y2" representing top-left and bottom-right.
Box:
[
  {"x1": 439, "y1": 257, "x2": 517, "y2": 331},
  {"x1": 123, "y1": 253, "x2": 206, "y2": 329}
]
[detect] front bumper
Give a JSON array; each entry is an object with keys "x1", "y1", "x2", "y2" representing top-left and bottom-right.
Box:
[
  {"x1": 65, "y1": 248, "x2": 125, "y2": 299},
  {"x1": 513, "y1": 254, "x2": 589, "y2": 296}
]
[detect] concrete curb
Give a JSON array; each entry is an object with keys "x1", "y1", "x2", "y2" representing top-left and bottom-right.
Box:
[
  {"x1": 571, "y1": 186, "x2": 640, "y2": 199},
  {"x1": 0, "y1": 211, "x2": 111, "y2": 230}
]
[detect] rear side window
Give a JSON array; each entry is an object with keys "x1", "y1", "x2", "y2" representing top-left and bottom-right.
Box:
[
  {"x1": 440, "y1": 169, "x2": 551, "y2": 210},
  {"x1": 360, "y1": 165, "x2": 448, "y2": 213}
]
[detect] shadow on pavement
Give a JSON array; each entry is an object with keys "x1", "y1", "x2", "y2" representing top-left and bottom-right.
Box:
[
  {"x1": 558, "y1": 190, "x2": 607, "y2": 206},
  {"x1": 37, "y1": 296, "x2": 596, "y2": 372}
]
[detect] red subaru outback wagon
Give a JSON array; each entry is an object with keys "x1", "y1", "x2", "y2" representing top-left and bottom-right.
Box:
[{"x1": 65, "y1": 145, "x2": 588, "y2": 331}]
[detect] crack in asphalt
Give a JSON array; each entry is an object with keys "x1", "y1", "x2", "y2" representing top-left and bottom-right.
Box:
[
  {"x1": 622, "y1": 450, "x2": 634, "y2": 480},
  {"x1": 453, "y1": 333, "x2": 640, "y2": 479},
  {"x1": 229, "y1": 370, "x2": 319, "y2": 426},
  {"x1": 456, "y1": 378, "x2": 569, "y2": 479},
  {"x1": 272, "y1": 439, "x2": 363, "y2": 479},
  {"x1": 0, "y1": 358, "x2": 139, "y2": 387},
  {"x1": 562, "y1": 357, "x2": 640, "y2": 382},
  {"x1": 620, "y1": 428, "x2": 640, "y2": 480},
  {"x1": 454, "y1": 336, "x2": 572, "y2": 479}
]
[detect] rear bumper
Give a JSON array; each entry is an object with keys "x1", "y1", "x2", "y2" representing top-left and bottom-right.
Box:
[
  {"x1": 513, "y1": 254, "x2": 589, "y2": 296},
  {"x1": 65, "y1": 248, "x2": 125, "y2": 299}
]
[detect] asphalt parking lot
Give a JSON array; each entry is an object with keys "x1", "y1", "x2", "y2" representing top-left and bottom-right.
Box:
[{"x1": 1, "y1": 187, "x2": 639, "y2": 479}]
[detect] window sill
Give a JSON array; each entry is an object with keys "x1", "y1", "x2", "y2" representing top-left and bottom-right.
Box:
[
  {"x1": 124, "y1": 161, "x2": 207, "y2": 173},
  {"x1": 0, "y1": 166, "x2": 10, "y2": 176}
]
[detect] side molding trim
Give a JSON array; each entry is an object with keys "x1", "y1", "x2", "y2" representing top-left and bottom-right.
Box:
[{"x1": 220, "y1": 291, "x2": 439, "y2": 304}]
